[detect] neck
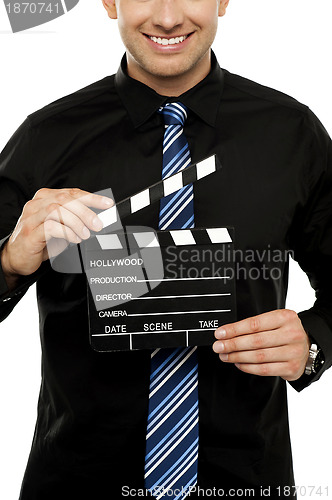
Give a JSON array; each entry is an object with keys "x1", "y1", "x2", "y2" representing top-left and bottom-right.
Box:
[{"x1": 126, "y1": 51, "x2": 212, "y2": 97}]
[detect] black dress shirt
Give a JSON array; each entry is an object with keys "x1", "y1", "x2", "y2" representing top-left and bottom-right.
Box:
[{"x1": 0, "y1": 52, "x2": 331, "y2": 499}]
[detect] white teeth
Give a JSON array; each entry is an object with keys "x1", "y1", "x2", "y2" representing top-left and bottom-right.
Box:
[{"x1": 149, "y1": 35, "x2": 188, "y2": 46}]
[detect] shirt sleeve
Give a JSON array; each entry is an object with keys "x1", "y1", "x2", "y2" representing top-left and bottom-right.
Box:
[
  {"x1": 0, "y1": 118, "x2": 43, "y2": 321},
  {"x1": 288, "y1": 108, "x2": 332, "y2": 391}
]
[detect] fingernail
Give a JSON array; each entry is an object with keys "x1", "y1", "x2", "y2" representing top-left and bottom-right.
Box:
[
  {"x1": 103, "y1": 197, "x2": 113, "y2": 206},
  {"x1": 214, "y1": 341, "x2": 224, "y2": 353},
  {"x1": 82, "y1": 226, "x2": 90, "y2": 239},
  {"x1": 93, "y1": 216, "x2": 103, "y2": 230},
  {"x1": 215, "y1": 328, "x2": 226, "y2": 339},
  {"x1": 219, "y1": 354, "x2": 228, "y2": 362}
]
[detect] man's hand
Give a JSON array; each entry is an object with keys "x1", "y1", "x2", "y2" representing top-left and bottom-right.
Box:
[
  {"x1": 213, "y1": 309, "x2": 310, "y2": 381},
  {"x1": 1, "y1": 188, "x2": 113, "y2": 286}
]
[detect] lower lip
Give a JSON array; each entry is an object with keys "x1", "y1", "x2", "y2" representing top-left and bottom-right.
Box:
[{"x1": 144, "y1": 34, "x2": 192, "y2": 52}]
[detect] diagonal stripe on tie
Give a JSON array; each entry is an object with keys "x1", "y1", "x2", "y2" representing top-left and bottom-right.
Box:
[
  {"x1": 159, "y1": 185, "x2": 191, "y2": 218},
  {"x1": 146, "y1": 381, "x2": 198, "y2": 441},
  {"x1": 145, "y1": 102, "x2": 198, "y2": 499},
  {"x1": 150, "y1": 347, "x2": 194, "y2": 390},
  {"x1": 159, "y1": 187, "x2": 193, "y2": 228},
  {"x1": 145, "y1": 406, "x2": 199, "y2": 470},
  {"x1": 149, "y1": 439, "x2": 199, "y2": 491}
]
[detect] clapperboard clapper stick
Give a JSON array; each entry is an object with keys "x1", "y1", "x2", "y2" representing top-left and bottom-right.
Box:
[{"x1": 98, "y1": 155, "x2": 220, "y2": 230}]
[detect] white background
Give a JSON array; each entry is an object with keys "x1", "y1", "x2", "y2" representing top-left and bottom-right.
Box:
[{"x1": 0, "y1": 1, "x2": 331, "y2": 499}]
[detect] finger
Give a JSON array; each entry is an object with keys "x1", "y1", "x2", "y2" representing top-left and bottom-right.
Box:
[
  {"x1": 213, "y1": 329, "x2": 291, "y2": 354},
  {"x1": 42, "y1": 220, "x2": 82, "y2": 245},
  {"x1": 55, "y1": 198, "x2": 104, "y2": 231},
  {"x1": 33, "y1": 187, "x2": 114, "y2": 210},
  {"x1": 217, "y1": 346, "x2": 296, "y2": 364},
  {"x1": 66, "y1": 189, "x2": 114, "y2": 211},
  {"x1": 215, "y1": 309, "x2": 297, "y2": 339},
  {"x1": 45, "y1": 205, "x2": 91, "y2": 240},
  {"x1": 234, "y1": 362, "x2": 290, "y2": 377}
]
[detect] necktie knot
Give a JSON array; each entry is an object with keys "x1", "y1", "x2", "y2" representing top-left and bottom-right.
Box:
[{"x1": 160, "y1": 102, "x2": 188, "y2": 127}]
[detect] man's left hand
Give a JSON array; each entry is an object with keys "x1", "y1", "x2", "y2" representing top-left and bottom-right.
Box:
[{"x1": 213, "y1": 309, "x2": 310, "y2": 381}]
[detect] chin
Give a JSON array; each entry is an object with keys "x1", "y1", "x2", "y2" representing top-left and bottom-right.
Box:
[{"x1": 146, "y1": 59, "x2": 194, "y2": 79}]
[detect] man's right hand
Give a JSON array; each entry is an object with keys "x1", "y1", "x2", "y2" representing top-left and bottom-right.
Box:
[{"x1": 1, "y1": 188, "x2": 114, "y2": 286}]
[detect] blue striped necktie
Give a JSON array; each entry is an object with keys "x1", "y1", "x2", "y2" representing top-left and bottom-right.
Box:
[{"x1": 144, "y1": 103, "x2": 199, "y2": 499}]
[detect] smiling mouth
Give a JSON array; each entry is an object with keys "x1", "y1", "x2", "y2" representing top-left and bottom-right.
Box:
[{"x1": 145, "y1": 34, "x2": 192, "y2": 46}]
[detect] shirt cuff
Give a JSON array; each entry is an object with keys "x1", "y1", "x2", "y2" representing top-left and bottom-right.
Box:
[
  {"x1": 0, "y1": 236, "x2": 10, "y2": 296},
  {"x1": 0, "y1": 235, "x2": 47, "y2": 320},
  {"x1": 289, "y1": 309, "x2": 332, "y2": 392},
  {"x1": 0, "y1": 235, "x2": 14, "y2": 297}
]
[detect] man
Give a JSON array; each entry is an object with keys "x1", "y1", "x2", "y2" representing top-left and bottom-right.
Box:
[{"x1": 0, "y1": 0, "x2": 331, "y2": 499}]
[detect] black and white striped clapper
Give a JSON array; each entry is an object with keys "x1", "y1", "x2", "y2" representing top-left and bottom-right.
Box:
[
  {"x1": 97, "y1": 154, "x2": 220, "y2": 231},
  {"x1": 85, "y1": 226, "x2": 236, "y2": 351}
]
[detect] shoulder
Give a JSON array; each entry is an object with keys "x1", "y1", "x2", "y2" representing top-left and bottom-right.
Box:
[
  {"x1": 27, "y1": 75, "x2": 116, "y2": 128},
  {"x1": 223, "y1": 69, "x2": 308, "y2": 114},
  {"x1": 221, "y1": 69, "x2": 330, "y2": 146},
  {"x1": 0, "y1": 75, "x2": 118, "y2": 195}
]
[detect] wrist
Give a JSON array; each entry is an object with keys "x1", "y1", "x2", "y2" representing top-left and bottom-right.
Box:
[{"x1": 304, "y1": 338, "x2": 325, "y2": 376}]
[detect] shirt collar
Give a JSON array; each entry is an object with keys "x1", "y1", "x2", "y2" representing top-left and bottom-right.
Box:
[{"x1": 114, "y1": 50, "x2": 224, "y2": 128}]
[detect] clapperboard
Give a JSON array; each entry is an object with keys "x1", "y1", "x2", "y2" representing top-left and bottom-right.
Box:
[{"x1": 79, "y1": 154, "x2": 237, "y2": 351}]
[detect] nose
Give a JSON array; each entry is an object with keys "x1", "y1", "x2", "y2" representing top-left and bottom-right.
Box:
[{"x1": 152, "y1": 0, "x2": 185, "y2": 31}]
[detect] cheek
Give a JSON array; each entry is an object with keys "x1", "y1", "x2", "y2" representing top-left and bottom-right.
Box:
[
  {"x1": 116, "y1": 0, "x2": 152, "y2": 31},
  {"x1": 117, "y1": 8, "x2": 143, "y2": 36},
  {"x1": 190, "y1": 4, "x2": 219, "y2": 32}
]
